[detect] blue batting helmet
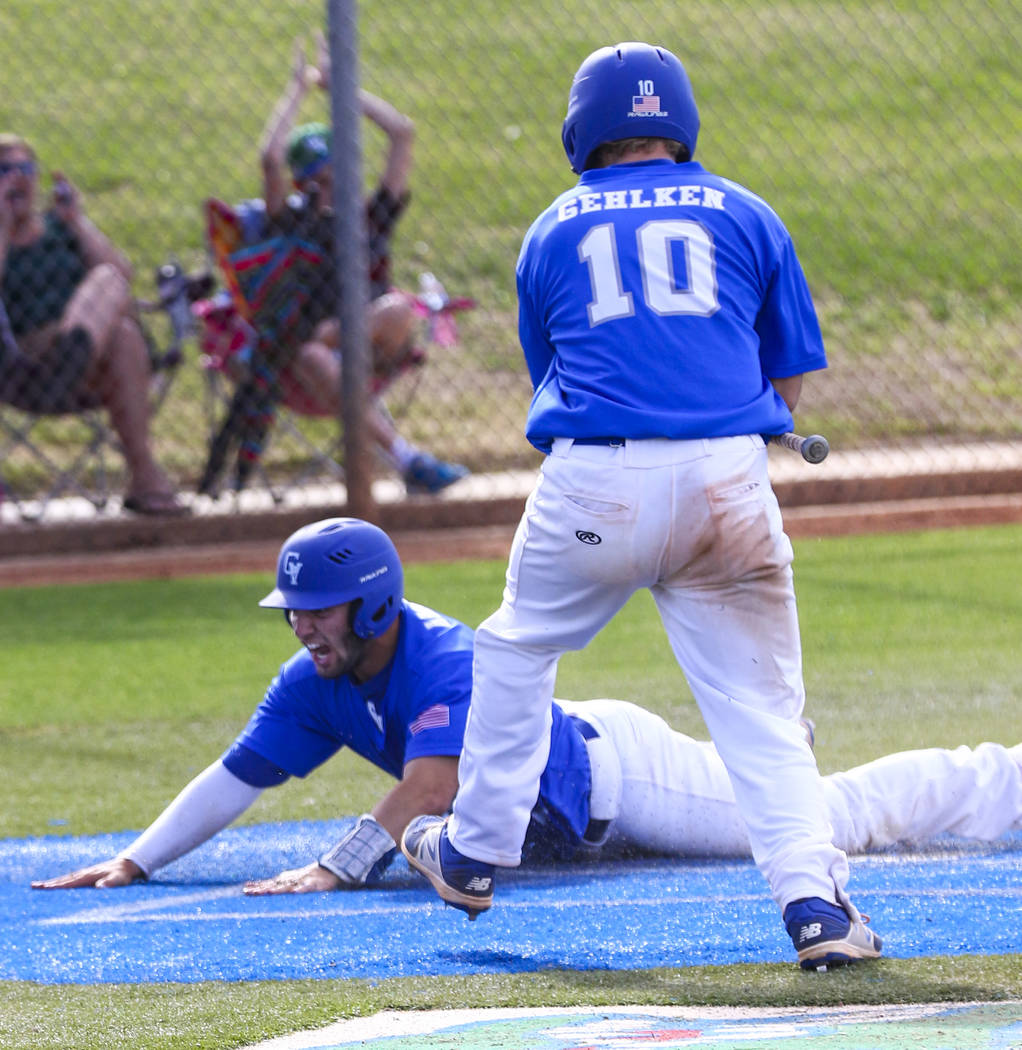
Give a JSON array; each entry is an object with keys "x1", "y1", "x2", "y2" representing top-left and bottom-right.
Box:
[
  {"x1": 561, "y1": 42, "x2": 700, "y2": 174},
  {"x1": 259, "y1": 518, "x2": 403, "y2": 639}
]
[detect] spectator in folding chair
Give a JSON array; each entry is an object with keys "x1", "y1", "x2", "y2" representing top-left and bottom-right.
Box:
[
  {"x1": 257, "y1": 33, "x2": 470, "y2": 496},
  {"x1": 0, "y1": 133, "x2": 186, "y2": 516}
]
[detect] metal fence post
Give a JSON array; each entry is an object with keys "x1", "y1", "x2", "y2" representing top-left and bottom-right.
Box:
[{"x1": 326, "y1": 0, "x2": 375, "y2": 520}]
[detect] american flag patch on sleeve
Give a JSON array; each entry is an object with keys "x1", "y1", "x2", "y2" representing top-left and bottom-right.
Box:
[{"x1": 409, "y1": 704, "x2": 451, "y2": 735}]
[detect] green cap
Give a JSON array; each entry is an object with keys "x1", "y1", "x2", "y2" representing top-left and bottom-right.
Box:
[{"x1": 286, "y1": 123, "x2": 331, "y2": 180}]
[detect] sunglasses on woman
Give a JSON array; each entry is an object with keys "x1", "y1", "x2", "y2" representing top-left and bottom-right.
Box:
[{"x1": 0, "y1": 160, "x2": 37, "y2": 177}]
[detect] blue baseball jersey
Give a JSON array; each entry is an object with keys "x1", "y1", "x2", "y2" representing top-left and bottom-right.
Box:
[
  {"x1": 516, "y1": 158, "x2": 828, "y2": 452},
  {"x1": 226, "y1": 601, "x2": 592, "y2": 847}
]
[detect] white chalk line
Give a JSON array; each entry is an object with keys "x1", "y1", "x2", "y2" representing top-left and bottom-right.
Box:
[{"x1": 35, "y1": 882, "x2": 1022, "y2": 927}]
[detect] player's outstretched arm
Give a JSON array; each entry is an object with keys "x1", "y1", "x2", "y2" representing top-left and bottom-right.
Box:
[
  {"x1": 30, "y1": 760, "x2": 263, "y2": 890},
  {"x1": 31, "y1": 857, "x2": 145, "y2": 890},
  {"x1": 243, "y1": 755, "x2": 458, "y2": 895}
]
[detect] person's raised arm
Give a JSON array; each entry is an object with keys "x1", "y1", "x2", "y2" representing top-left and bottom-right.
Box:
[
  {"x1": 260, "y1": 37, "x2": 313, "y2": 216},
  {"x1": 242, "y1": 754, "x2": 458, "y2": 895},
  {"x1": 310, "y1": 29, "x2": 415, "y2": 200},
  {"x1": 51, "y1": 172, "x2": 133, "y2": 281},
  {"x1": 358, "y1": 89, "x2": 415, "y2": 200},
  {"x1": 31, "y1": 760, "x2": 262, "y2": 889}
]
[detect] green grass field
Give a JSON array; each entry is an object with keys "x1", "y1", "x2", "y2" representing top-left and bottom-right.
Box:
[
  {"x1": 1, "y1": 0, "x2": 1020, "y2": 488},
  {"x1": 1, "y1": 524, "x2": 1020, "y2": 1048},
  {"x1": 3, "y1": 0, "x2": 1019, "y2": 312}
]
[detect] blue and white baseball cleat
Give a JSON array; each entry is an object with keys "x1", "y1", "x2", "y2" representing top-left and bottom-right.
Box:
[
  {"x1": 401, "y1": 815, "x2": 494, "y2": 920},
  {"x1": 784, "y1": 895, "x2": 883, "y2": 971}
]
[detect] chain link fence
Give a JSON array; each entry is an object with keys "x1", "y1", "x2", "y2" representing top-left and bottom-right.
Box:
[{"x1": 1, "y1": 0, "x2": 1020, "y2": 522}]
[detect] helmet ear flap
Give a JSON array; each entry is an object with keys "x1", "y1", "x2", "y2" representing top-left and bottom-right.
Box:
[
  {"x1": 562, "y1": 124, "x2": 577, "y2": 170},
  {"x1": 349, "y1": 598, "x2": 369, "y2": 639},
  {"x1": 351, "y1": 594, "x2": 399, "y2": 639}
]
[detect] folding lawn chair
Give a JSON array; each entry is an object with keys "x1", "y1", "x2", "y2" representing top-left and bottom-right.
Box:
[
  {"x1": 194, "y1": 197, "x2": 340, "y2": 500},
  {"x1": 0, "y1": 264, "x2": 203, "y2": 522}
]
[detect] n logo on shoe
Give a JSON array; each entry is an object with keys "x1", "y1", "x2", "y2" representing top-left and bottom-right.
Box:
[
  {"x1": 799, "y1": 922, "x2": 823, "y2": 943},
  {"x1": 465, "y1": 876, "x2": 492, "y2": 892}
]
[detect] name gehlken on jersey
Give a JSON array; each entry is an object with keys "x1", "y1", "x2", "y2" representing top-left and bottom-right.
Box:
[{"x1": 557, "y1": 184, "x2": 726, "y2": 223}]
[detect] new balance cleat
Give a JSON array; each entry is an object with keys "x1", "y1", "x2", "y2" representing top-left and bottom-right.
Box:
[
  {"x1": 401, "y1": 815, "x2": 494, "y2": 920},
  {"x1": 784, "y1": 896, "x2": 882, "y2": 971},
  {"x1": 403, "y1": 453, "x2": 469, "y2": 495}
]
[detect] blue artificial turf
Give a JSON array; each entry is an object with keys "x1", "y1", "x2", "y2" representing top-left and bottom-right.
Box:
[{"x1": 3, "y1": 820, "x2": 1020, "y2": 984}]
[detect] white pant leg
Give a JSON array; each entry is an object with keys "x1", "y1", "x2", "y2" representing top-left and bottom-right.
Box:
[
  {"x1": 558, "y1": 698, "x2": 754, "y2": 856},
  {"x1": 823, "y1": 742, "x2": 1022, "y2": 852},
  {"x1": 560, "y1": 701, "x2": 1022, "y2": 860},
  {"x1": 450, "y1": 453, "x2": 642, "y2": 866},
  {"x1": 651, "y1": 438, "x2": 849, "y2": 910}
]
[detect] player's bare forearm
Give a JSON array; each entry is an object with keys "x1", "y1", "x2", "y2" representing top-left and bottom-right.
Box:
[
  {"x1": 372, "y1": 755, "x2": 458, "y2": 843},
  {"x1": 770, "y1": 373, "x2": 803, "y2": 413},
  {"x1": 242, "y1": 758, "x2": 456, "y2": 897}
]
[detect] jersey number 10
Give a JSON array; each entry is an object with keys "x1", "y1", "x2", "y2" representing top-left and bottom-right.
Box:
[{"x1": 578, "y1": 219, "x2": 719, "y2": 326}]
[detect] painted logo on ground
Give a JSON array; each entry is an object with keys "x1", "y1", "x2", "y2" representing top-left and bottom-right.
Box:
[{"x1": 239, "y1": 1003, "x2": 1022, "y2": 1050}]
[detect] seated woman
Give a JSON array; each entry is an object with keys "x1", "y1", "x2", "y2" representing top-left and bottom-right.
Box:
[{"x1": 0, "y1": 133, "x2": 186, "y2": 515}]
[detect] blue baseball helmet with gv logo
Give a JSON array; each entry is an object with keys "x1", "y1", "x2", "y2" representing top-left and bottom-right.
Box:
[
  {"x1": 259, "y1": 518, "x2": 403, "y2": 638},
  {"x1": 561, "y1": 42, "x2": 700, "y2": 174}
]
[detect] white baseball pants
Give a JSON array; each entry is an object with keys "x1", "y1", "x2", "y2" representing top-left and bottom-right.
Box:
[
  {"x1": 450, "y1": 434, "x2": 848, "y2": 910},
  {"x1": 557, "y1": 698, "x2": 1022, "y2": 856}
]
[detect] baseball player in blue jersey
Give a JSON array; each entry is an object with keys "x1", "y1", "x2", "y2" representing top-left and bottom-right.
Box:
[
  {"x1": 401, "y1": 42, "x2": 880, "y2": 972},
  {"x1": 32, "y1": 518, "x2": 1022, "y2": 904}
]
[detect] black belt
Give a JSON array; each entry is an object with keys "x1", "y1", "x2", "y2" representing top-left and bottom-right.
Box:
[
  {"x1": 572, "y1": 437, "x2": 626, "y2": 447},
  {"x1": 570, "y1": 715, "x2": 611, "y2": 843}
]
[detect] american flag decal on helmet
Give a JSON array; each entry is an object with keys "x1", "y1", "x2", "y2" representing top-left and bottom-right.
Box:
[
  {"x1": 409, "y1": 704, "x2": 451, "y2": 735},
  {"x1": 631, "y1": 95, "x2": 663, "y2": 115}
]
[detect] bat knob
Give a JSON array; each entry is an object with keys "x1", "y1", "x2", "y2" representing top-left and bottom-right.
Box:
[{"x1": 801, "y1": 434, "x2": 830, "y2": 464}]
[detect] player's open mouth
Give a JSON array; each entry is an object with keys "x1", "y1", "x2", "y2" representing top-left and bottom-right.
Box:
[{"x1": 307, "y1": 644, "x2": 331, "y2": 666}]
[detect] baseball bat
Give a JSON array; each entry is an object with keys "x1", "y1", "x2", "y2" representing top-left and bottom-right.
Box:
[{"x1": 772, "y1": 431, "x2": 830, "y2": 464}]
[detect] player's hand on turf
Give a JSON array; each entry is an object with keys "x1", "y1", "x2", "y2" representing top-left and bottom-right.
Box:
[
  {"x1": 242, "y1": 861, "x2": 341, "y2": 895},
  {"x1": 31, "y1": 858, "x2": 145, "y2": 889}
]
